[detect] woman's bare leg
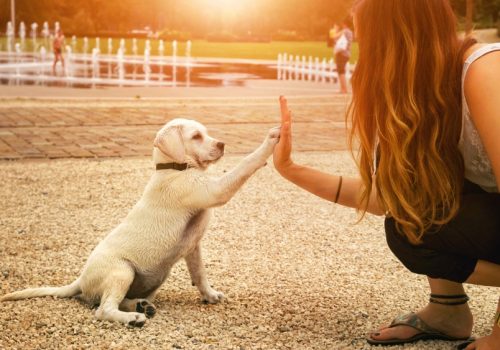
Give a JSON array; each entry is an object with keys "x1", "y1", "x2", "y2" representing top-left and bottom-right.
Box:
[
  {"x1": 339, "y1": 73, "x2": 348, "y2": 94},
  {"x1": 465, "y1": 260, "x2": 500, "y2": 287},
  {"x1": 52, "y1": 57, "x2": 58, "y2": 75},
  {"x1": 60, "y1": 56, "x2": 65, "y2": 75}
]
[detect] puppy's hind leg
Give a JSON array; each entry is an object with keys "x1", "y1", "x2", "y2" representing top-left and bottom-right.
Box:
[
  {"x1": 185, "y1": 244, "x2": 224, "y2": 304},
  {"x1": 95, "y1": 267, "x2": 147, "y2": 327}
]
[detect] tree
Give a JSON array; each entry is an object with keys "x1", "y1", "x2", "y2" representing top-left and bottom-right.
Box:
[
  {"x1": 3, "y1": 0, "x2": 498, "y2": 39},
  {"x1": 466, "y1": 0, "x2": 475, "y2": 34}
]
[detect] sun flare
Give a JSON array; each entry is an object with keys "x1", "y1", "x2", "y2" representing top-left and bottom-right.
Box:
[{"x1": 198, "y1": 0, "x2": 251, "y2": 13}]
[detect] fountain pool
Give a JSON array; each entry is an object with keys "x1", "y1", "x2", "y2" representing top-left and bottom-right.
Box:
[{"x1": 1, "y1": 21, "x2": 347, "y2": 89}]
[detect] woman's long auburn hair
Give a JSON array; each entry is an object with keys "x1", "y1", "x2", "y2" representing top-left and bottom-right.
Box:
[{"x1": 348, "y1": 0, "x2": 475, "y2": 244}]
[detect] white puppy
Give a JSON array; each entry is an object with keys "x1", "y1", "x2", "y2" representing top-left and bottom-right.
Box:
[{"x1": 1, "y1": 118, "x2": 280, "y2": 327}]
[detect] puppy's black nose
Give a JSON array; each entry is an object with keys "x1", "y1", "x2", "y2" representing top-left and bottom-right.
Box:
[{"x1": 216, "y1": 142, "x2": 225, "y2": 151}]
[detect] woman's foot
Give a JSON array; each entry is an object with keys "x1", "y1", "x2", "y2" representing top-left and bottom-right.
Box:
[
  {"x1": 462, "y1": 334, "x2": 500, "y2": 350},
  {"x1": 369, "y1": 301, "x2": 473, "y2": 342},
  {"x1": 462, "y1": 309, "x2": 500, "y2": 350}
]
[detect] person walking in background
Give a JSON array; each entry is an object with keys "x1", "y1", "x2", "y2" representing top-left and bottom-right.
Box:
[
  {"x1": 52, "y1": 29, "x2": 65, "y2": 76},
  {"x1": 333, "y1": 19, "x2": 353, "y2": 94},
  {"x1": 274, "y1": 0, "x2": 500, "y2": 348}
]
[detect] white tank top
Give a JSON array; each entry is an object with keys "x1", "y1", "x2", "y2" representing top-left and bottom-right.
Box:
[{"x1": 459, "y1": 43, "x2": 500, "y2": 193}]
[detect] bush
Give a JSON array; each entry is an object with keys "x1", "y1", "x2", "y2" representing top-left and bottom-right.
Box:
[
  {"x1": 272, "y1": 30, "x2": 306, "y2": 41},
  {"x1": 205, "y1": 31, "x2": 239, "y2": 42}
]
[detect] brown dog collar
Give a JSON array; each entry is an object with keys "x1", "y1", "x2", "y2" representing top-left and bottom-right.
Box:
[{"x1": 156, "y1": 163, "x2": 188, "y2": 171}]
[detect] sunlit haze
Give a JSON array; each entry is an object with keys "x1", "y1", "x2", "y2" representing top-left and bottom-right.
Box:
[{"x1": 198, "y1": 0, "x2": 252, "y2": 12}]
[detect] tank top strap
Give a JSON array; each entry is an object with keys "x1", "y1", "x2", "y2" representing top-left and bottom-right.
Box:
[{"x1": 462, "y1": 43, "x2": 500, "y2": 83}]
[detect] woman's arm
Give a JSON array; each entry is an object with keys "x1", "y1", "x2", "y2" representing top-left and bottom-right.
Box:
[
  {"x1": 464, "y1": 50, "x2": 500, "y2": 189},
  {"x1": 273, "y1": 96, "x2": 385, "y2": 216}
]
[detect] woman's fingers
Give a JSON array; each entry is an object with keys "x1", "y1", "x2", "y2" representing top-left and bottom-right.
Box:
[
  {"x1": 278, "y1": 96, "x2": 292, "y2": 144},
  {"x1": 274, "y1": 97, "x2": 293, "y2": 170},
  {"x1": 279, "y1": 96, "x2": 291, "y2": 124},
  {"x1": 280, "y1": 119, "x2": 291, "y2": 147}
]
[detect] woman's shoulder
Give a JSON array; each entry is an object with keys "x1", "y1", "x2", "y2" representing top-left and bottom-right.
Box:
[
  {"x1": 463, "y1": 43, "x2": 500, "y2": 64},
  {"x1": 463, "y1": 43, "x2": 500, "y2": 90},
  {"x1": 463, "y1": 43, "x2": 500, "y2": 123},
  {"x1": 464, "y1": 43, "x2": 500, "y2": 80}
]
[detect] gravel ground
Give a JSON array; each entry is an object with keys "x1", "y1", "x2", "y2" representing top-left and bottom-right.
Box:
[{"x1": 0, "y1": 152, "x2": 497, "y2": 350}]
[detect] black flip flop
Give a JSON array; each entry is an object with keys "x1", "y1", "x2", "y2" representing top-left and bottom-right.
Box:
[
  {"x1": 456, "y1": 340, "x2": 475, "y2": 350},
  {"x1": 366, "y1": 312, "x2": 473, "y2": 346}
]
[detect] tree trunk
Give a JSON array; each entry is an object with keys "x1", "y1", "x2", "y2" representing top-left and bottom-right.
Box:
[{"x1": 466, "y1": 0, "x2": 474, "y2": 35}]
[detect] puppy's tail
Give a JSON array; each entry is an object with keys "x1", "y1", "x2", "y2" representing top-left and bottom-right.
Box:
[{"x1": 0, "y1": 278, "x2": 81, "y2": 301}]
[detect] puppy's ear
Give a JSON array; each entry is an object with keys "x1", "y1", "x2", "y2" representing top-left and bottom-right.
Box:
[{"x1": 154, "y1": 125, "x2": 185, "y2": 162}]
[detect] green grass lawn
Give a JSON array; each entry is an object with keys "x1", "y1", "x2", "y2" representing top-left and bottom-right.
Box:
[
  {"x1": 190, "y1": 40, "x2": 359, "y2": 63},
  {"x1": 0, "y1": 37, "x2": 359, "y2": 63}
]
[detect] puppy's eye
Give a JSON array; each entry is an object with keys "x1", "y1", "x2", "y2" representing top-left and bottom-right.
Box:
[{"x1": 192, "y1": 133, "x2": 202, "y2": 140}]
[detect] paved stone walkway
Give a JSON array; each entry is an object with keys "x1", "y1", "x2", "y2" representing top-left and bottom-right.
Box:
[{"x1": 0, "y1": 96, "x2": 350, "y2": 159}]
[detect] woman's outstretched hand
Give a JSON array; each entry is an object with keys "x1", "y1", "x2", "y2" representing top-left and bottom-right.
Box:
[{"x1": 273, "y1": 96, "x2": 294, "y2": 175}]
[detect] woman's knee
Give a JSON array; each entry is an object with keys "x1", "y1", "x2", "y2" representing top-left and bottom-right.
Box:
[
  {"x1": 384, "y1": 217, "x2": 476, "y2": 283},
  {"x1": 385, "y1": 224, "x2": 435, "y2": 275}
]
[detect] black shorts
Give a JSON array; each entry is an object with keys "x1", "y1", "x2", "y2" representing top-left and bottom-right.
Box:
[
  {"x1": 335, "y1": 52, "x2": 350, "y2": 75},
  {"x1": 385, "y1": 180, "x2": 500, "y2": 283}
]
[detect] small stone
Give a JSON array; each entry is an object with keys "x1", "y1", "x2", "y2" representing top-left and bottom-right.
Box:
[
  {"x1": 1, "y1": 270, "x2": 9, "y2": 278},
  {"x1": 278, "y1": 326, "x2": 292, "y2": 332},
  {"x1": 35, "y1": 321, "x2": 47, "y2": 329},
  {"x1": 172, "y1": 344, "x2": 182, "y2": 349}
]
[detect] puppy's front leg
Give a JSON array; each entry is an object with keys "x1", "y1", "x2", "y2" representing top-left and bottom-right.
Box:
[
  {"x1": 185, "y1": 244, "x2": 224, "y2": 304},
  {"x1": 180, "y1": 127, "x2": 280, "y2": 209},
  {"x1": 209, "y1": 127, "x2": 280, "y2": 206}
]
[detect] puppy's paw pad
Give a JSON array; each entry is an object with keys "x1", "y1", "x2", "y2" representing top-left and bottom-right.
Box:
[
  {"x1": 135, "y1": 299, "x2": 156, "y2": 318},
  {"x1": 145, "y1": 306, "x2": 156, "y2": 318},
  {"x1": 128, "y1": 313, "x2": 147, "y2": 327},
  {"x1": 136, "y1": 302, "x2": 145, "y2": 313},
  {"x1": 128, "y1": 319, "x2": 145, "y2": 328}
]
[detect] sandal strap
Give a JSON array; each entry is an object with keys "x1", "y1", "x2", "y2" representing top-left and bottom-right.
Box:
[{"x1": 389, "y1": 312, "x2": 442, "y2": 335}]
